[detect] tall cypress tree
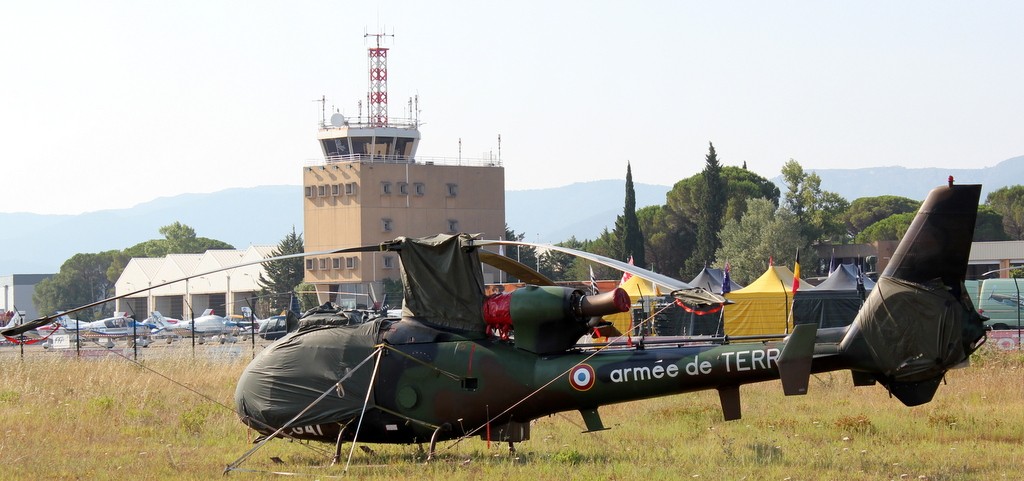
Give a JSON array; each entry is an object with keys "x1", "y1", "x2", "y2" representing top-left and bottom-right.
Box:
[
  {"x1": 614, "y1": 162, "x2": 646, "y2": 268},
  {"x1": 687, "y1": 142, "x2": 725, "y2": 275}
]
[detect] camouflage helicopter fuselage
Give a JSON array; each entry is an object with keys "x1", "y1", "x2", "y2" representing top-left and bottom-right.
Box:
[{"x1": 234, "y1": 182, "x2": 986, "y2": 450}]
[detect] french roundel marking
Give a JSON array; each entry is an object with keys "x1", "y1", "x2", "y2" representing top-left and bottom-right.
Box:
[{"x1": 569, "y1": 364, "x2": 595, "y2": 391}]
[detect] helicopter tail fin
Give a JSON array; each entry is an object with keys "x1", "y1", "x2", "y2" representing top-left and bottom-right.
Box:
[
  {"x1": 839, "y1": 181, "x2": 986, "y2": 406},
  {"x1": 777, "y1": 323, "x2": 817, "y2": 396}
]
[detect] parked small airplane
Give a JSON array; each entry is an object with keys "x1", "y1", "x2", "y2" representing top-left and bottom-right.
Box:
[
  {"x1": 71, "y1": 312, "x2": 156, "y2": 348},
  {"x1": 144, "y1": 311, "x2": 182, "y2": 343},
  {"x1": 150, "y1": 309, "x2": 240, "y2": 344}
]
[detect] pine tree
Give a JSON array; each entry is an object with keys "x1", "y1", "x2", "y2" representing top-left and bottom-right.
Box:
[
  {"x1": 614, "y1": 162, "x2": 645, "y2": 267},
  {"x1": 686, "y1": 142, "x2": 725, "y2": 274},
  {"x1": 257, "y1": 227, "x2": 305, "y2": 316}
]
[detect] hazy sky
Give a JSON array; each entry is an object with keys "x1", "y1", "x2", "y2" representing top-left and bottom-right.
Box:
[{"x1": 2, "y1": 1, "x2": 1021, "y2": 215}]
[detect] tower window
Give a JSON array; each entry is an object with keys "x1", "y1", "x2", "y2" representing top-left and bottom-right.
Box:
[
  {"x1": 305, "y1": 186, "x2": 314, "y2": 197},
  {"x1": 305, "y1": 259, "x2": 315, "y2": 270},
  {"x1": 382, "y1": 218, "x2": 393, "y2": 232},
  {"x1": 383, "y1": 256, "x2": 395, "y2": 269},
  {"x1": 447, "y1": 219, "x2": 459, "y2": 233},
  {"x1": 345, "y1": 182, "x2": 356, "y2": 195},
  {"x1": 446, "y1": 183, "x2": 458, "y2": 197},
  {"x1": 398, "y1": 182, "x2": 409, "y2": 195},
  {"x1": 331, "y1": 184, "x2": 340, "y2": 196},
  {"x1": 318, "y1": 258, "x2": 328, "y2": 270},
  {"x1": 332, "y1": 258, "x2": 341, "y2": 269},
  {"x1": 381, "y1": 182, "x2": 392, "y2": 195},
  {"x1": 317, "y1": 185, "x2": 326, "y2": 197},
  {"x1": 346, "y1": 257, "x2": 358, "y2": 269},
  {"x1": 414, "y1": 183, "x2": 425, "y2": 196}
]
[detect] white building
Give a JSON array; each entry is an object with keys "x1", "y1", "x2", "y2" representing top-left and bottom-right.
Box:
[
  {"x1": 114, "y1": 245, "x2": 274, "y2": 320},
  {"x1": 1, "y1": 274, "x2": 53, "y2": 320}
]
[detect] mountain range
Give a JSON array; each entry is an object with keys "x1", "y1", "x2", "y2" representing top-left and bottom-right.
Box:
[{"x1": 3, "y1": 155, "x2": 1021, "y2": 274}]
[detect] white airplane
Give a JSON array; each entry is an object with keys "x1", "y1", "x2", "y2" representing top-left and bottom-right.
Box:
[
  {"x1": 150, "y1": 309, "x2": 240, "y2": 344},
  {"x1": 69, "y1": 312, "x2": 155, "y2": 348},
  {"x1": 144, "y1": 311, "x2": 183, "y2": 343}
]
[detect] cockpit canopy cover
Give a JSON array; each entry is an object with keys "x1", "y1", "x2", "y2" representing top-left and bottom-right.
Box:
[{"x1": 398, "y1": 233, "x2": 487, "y2": 333}]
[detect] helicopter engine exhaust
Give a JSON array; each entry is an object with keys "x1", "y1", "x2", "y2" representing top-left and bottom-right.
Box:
[{"x1": 483, "y1": 286, "x2": 630, "y2": 354}]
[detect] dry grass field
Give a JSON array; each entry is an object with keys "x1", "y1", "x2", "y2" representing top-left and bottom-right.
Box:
[{"x1": 1, "y1": 344, "x2": 1022, "y2": 480}]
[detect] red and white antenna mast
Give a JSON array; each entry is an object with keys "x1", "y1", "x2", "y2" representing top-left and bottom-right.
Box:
[{"x1": 365, "y1": 31, "x2": 393, "y2": 128}]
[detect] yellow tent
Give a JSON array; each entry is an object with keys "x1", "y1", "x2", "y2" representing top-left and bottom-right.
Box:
[
  {"x1": 722, "y1": 266, "x2": 806, "y2": 336},
  {"x1": 604, "y1": 275, "x2": 662, "y2": 336}
]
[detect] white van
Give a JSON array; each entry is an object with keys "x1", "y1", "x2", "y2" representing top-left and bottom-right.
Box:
[{"x1": 976, "y1": 279, "x2": 1024, "y2": 330}]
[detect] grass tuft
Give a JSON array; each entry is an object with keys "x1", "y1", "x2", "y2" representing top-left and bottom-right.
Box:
[{"x1": 834, "y1": 414, "x2": 875, "y2": 434}]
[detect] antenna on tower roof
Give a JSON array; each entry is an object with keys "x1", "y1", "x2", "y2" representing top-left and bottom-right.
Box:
[
  {"x1": 364, "y1": 29, "x2": 395, "y2": 128},
  {"x1": 313, "y1": 95, "x2": 326, "y2": 127}
]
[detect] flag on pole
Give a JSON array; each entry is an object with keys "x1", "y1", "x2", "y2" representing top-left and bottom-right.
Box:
[
  {"x1": 721, "y1": 262, "x2": 732, "y2": 295},
  {"x1": 589, "y1": 265, "x2": 599, "y2": 296},
  {"x1": 619, "y1": 255, "x2": 634, "y2": 285},
  {"x1": 791, "y1": 249, "x2": 801, "y2": 293}
]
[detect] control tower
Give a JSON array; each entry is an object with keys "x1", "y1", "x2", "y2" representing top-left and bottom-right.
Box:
[{"x1": 303, "y1": 36, "x2": 505, "y2": 306}]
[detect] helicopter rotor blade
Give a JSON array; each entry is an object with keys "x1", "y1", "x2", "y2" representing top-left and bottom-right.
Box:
[
  {"x1": 0, "y1": 243, "x2": 391, "y2": 338},
  {"x1": 477, "y1": 251, "x2": 554, "y2": 286},
  {"x1": 473, "y1": 239, "x2": 727, "y2": 306}
]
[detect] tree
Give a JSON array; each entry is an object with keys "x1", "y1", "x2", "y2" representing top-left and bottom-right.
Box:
[
  {"x1": 975, "y1": 205, "x2": 1011, "y2": 242},
  {"x1": 612, "y1": 162, "x2": 646, "y2": 268},
  {"x1": 257, "y1": 227, "x2": 305, "y2": 316},
  {"x1": 719, "y1": 166, "x2": 781, "y2": 222},
  {"x1": 122, "y1": 222, "x2": 234, "y2": 258},
  {"x1": 986, "y1": 185, "x2": 1024, "y2": 240},
  {"x1": 665, "y1": 164, "x2": 778, "y2": 279},
  {"x1": 856, "y1": 206, "x2": 1007, "y2": 244},
  {"x1": 502, "y1": 225, "x2": 538, "y2": 282},
  {"x1": 780, "y1": 159, "x2": 850, "y2": 245},
  {"x1": 855, "y1": 212, "x2": 916, "y2": 243},
  {"x1": 663, "y1": 177, "x2": 701, "y2": 278},
  {"x1": 539, "y1": 237, "x2": 586, "y2": 282},
  {"x1": 842, "y1": 195, "x2": 920, "y2": 239},
  {"x1": 715, "y1": 199, "x2": 805, "y2": 285},
  {"x1": 33, "y1": 251, "x2": 122, "y2": 321},
  {"x1": 33, "y1": 222, "x2": 236, "y2": 321},
  {"x1": 580, "y1": 229, "x2": 620, "y2": 280},
  {"x1": 636, "y1": 205, "x2": 677, "y2": 274},
  {"x1": 116, "y1": 222, "x2": 235, "y2": 282}
]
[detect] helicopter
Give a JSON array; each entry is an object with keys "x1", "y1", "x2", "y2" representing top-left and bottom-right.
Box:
[
  {"x1": 228, "y1": 181, "x2": 987, "y2": 465},
  {"x1": 3, "y1": 182, "x2": 988, "y2": 466}
]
